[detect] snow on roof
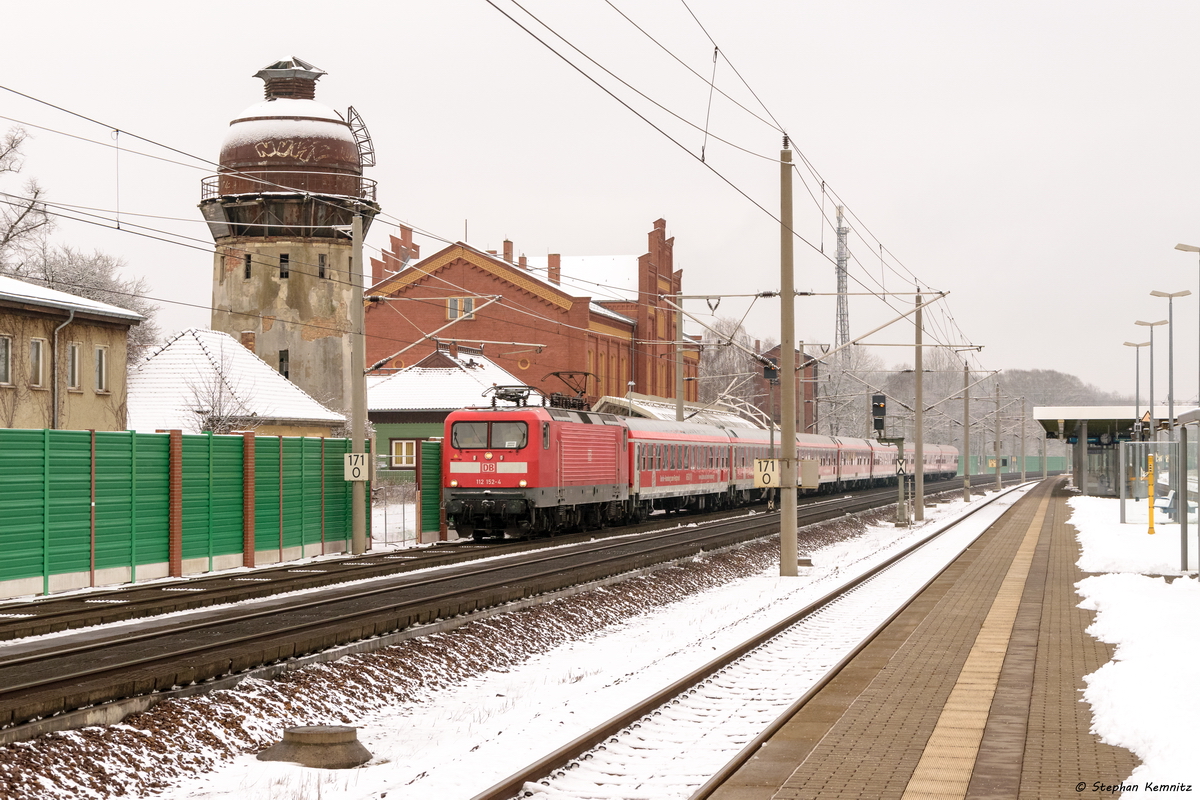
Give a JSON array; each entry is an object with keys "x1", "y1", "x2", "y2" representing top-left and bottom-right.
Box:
[
  {"x1": 232, "y1": 97, "x2": 345, "y2": 123},
  {"x1": 370, "y1": 351, "x2": 524, "y2": 412},
  {"x1": 0, "y1": 274, "x2": 145, "y2": 322},
  {"x1": 591, "y1": 393, "x2": 763, "y2": 429},
  {"x1": 126, "y1": 328, "x2": 344, "y2": 433},
  {"x1": 523, "y1": 255, "x2": 641, "y2": 304}
]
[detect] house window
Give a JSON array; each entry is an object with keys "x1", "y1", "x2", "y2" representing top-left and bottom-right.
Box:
[
  {"x1": 67, "y1": 342, "x2": 82, "y2": 390},
  {"x1": 244, "y1": 253, "x2": 252, "y2": 279},
  {"x1": 318, "y1": 254, "x2": 327, "y2": 279},
  {"x1": 0, "y1": 336, "x2": 10, "y2": 385},
  {"x1": 279, "y1": 254, "x2": 290, "y2": 279},
  {"x1": 30, "y1": 339, "x2": 45, "y2": 388},
  {"x1": 390, "y1": 439, "x2": 417, "y2": 469},
  {"x1": 278, "y1": 349, "x2": 290, "y2": 380},
  {"x1": 95, "y1": 346, "x2": 109, "y2": 393},
  {"x1": 447, "y1": 297, "x2": 475, "y2": 320}
]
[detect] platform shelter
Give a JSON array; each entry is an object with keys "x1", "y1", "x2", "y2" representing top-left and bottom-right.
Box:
[{"x1": 1033, "y1": 405, "x2": 1196, "y2": 496}]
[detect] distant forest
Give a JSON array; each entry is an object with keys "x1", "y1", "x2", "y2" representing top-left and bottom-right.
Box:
[{"x1": 996, "y1": 369, "x2": 1132, "y2": 407}]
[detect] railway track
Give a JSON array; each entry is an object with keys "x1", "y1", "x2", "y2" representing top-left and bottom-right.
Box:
[
  {"x1": 0, "y1": 474, "x2": 1027, "y2": 742},
  {"x1": 0, "y1": 474, "x2": 1023, "y2": 642},
  {"x1": 467, "y1": 480, "x2": 1035, "y2": 800}
]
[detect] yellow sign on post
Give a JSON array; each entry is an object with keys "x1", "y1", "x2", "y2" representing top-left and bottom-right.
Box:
[
  {"x1": 754, "y1": 458, "x2": 779, "y2": 489},
  {"x1": 1147, "y1": 454, "x2": 1156, "y2": 535}
]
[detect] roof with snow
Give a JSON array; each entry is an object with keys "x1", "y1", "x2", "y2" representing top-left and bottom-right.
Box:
[
  {"x1": 523, "y1": 255, "x2": 641, "y2": 304},
  {"x1": 126, "y1": 328, "x2": 344, "y2": 433},
  {"x1": 591, "y1": 393, "x2": 764, "y2": 429},
  {"x1": 0, "y1": 274, "x2": 145, "y2": 323},
  {"x1": 369, "y1": 349, "x2": 525, "y2": 412}
]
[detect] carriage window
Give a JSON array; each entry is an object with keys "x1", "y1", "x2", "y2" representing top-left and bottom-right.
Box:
[
  {"x1": 543, "y1": 422, "x2": 550, "y2": 449},
  {"x1": 492, "y1": 421, "x2": 528, "y2": 449},
  {"x1": 451, "y1": 422, "x2": 489, "y2": 449}
]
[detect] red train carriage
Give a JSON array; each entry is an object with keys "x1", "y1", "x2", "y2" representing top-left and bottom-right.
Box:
[
  {"x1": 443, "y1": 405, "x2": 629, "y2": 539},
  {"x1": 627, "y1": 418, "x2": 737, "y2": 515}
]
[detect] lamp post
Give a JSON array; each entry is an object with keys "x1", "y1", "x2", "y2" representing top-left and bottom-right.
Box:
[
  {"x1": 1173, "y1": 243, "x2": 1200, "y2": 407},
  {"x1": 1124, "y1": 341, "x2": 1150, "y2": 440},
  {"x1": 1151, "y1": 291, "x2": 1191, "y2": 435},
  {"x1": 1136, "y1": 319, "x2": 1168, "y2": 438}
]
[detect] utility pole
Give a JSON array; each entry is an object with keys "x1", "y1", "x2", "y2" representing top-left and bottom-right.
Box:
[
  {"x1": 351, "y1": 211, "x2": 367, "y2": 554},
  {"x1": 675, "y1": 291, "x2": 684, "y2": 422},
  {"x1": 780, "y1": 139, "x2": 798, "y2": 577},
  {"x1": 963, "y1": 361, "x2": 971, "y2": 501},
  {"x1": 914, "y1": 292, "x2": 924, "y2": 521},
  {"x1": 995, "y1": 383, "x2": 1002, "y2": 491}
]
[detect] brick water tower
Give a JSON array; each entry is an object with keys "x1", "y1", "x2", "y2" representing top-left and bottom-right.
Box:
[{"x1": 200, "y1": 57, "x2": 380, "y2": 413}]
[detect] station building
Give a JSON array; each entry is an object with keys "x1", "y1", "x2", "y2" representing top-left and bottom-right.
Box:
[{"x1": 365, "y1": 219, "x2": 699, "y2": 406}]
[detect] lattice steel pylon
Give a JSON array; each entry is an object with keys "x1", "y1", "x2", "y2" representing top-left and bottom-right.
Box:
[{"x1": 835, "y1": 206, "x2": 850, "y2": 364}]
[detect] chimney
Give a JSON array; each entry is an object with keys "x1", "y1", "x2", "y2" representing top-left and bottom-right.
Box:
[
  {"x1": 503, "y1": 239, "x2": 513, "y2": 263},
  {"x1": 519, "y1": 254, "x2": 527, "y2": 269},
  {"x1": 255, "y1": 57, "x2": 326, "y2": 100},
  {"x1": 449, "y1": 341, "x2": 459, "y2": 359},
  {"x1": 548, "y1": 253, "x2": 561, "y2": 285},
  {"x1": 240, "y1": 331, "x2": 257, "y2": 354}
]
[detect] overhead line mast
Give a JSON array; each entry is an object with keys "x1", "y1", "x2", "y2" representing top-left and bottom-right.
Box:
[{"x1": 835, "y1": 206, "x2": 850, "y2": 365}]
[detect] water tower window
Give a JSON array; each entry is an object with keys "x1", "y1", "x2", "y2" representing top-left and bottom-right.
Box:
[
  {"x1": 244, "y1": 253, "x2": 252, "y2": 279},
  {"x1": 279, "y1": 349, "x2": 290, "y2": 380},
  {"x1": 318, "y1": 254, "x2": 327, "y2": 279},
  {"x1": 279, "y1": 254, "x2": 290, "y2": 279}
]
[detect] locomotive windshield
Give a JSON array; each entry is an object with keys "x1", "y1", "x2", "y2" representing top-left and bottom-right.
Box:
[{"x1": 451, "y1": 420, "x2": 528, "y2": 450}]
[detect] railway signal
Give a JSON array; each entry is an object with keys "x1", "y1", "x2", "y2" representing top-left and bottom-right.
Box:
[{"x1": 872, "y1": 394, "x2": 886, "y2": 431}]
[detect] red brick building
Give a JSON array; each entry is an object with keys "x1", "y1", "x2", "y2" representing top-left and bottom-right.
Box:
[
  {"x1": 754, "y1": 343, "x2": 820, "y2": 434},
  {"x1": 365, "y1": 219, "x2": 699, "y2": 405}
]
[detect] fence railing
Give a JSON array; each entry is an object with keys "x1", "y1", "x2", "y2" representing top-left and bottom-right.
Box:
[{"x1": 0, "y1": 429, "x2": 369, "y2": 599}]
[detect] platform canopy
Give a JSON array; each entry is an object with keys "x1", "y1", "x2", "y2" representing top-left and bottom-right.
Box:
[{"x1": 1033, "y1": 405, "x2": 1197, "y2": 442}]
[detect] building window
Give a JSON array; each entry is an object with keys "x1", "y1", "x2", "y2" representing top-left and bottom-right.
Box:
[
  {"x1": 279, "y1": 253, "x2": 290, "y2": 279},
  {"x1": 95, "y1": 346, "x2": 109, "y2": 393},
  {"x1": 67, "y1": 342, "x2": 81, "y2": 390},
  {"x1": 244, "y1": 253, "x2": 252, "y2": 279},
  {"x1": 278, "y1": 349, "x2": 290, "y2": 380},
  {"x1": 390, "y1": 439, "x2": 417, "y2": 469},
  {"x1": 0, "y1": 336, "x2": 10, "y2": 385},
  {"x1": 318, "y1": 254, "x2": 327, "y2": 279},
  {"x1": 30, "y1": 339, "x2": 45, "y2": 388},
  {"x1": 447, "y1": 297, "x2": 475, "y2": 320}
]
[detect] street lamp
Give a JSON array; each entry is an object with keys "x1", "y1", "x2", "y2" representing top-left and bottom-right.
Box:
[
  {"x1": 1174, "y1": 243, "x2": 1200, "y2": 406},
  {"x1": 1150, "y1": 290, "x2": 1192, "y2": 435},
  {"x1": 1136, "y1": 319, "x2": 1168, "y2": 438},
  {"x1": 1124, "y1": 341, "x2": 1150, "y2": 440}
]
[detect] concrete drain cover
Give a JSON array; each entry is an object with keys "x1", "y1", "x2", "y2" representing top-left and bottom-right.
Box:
[{"x1": 256, "y1": 725, "x2": 371, "y2": 769}]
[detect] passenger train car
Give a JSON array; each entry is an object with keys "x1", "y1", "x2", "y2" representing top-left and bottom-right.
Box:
[{"x1": 443, "y1": 401, "x2": 958, "y2": 540}]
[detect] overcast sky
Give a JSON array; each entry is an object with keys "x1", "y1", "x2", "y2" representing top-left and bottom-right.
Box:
[{"x1": 3, "y1": 0, "x2": 1200, "y2": 402}]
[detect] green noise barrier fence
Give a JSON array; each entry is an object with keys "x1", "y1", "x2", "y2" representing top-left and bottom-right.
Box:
[{"x1": 0, "y1": 429, "x2": 370, "y2": 597}]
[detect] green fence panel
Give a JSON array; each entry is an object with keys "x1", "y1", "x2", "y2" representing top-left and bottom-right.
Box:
[
  {"x1": 280, "y1": 438, "x2": 304, "y2": 551},
  {"x1": 47, "y1": 430, "x2": 92, "y2": 576},
  {"x1": 420, "y1": 440, "x2": 442, "y2": 533},
  {"x1": 255, "y1": 436, "x2": 282, "y2": 553},
  {"x1": 323, "y1": 438, "x2": 351, "y2": 542},
  {"x1": 133, "y1": 433, "x2": 171, "y2": 567},
  {"x1": 301, "y1": 438, "x2": 324, "y2": 549},
  {"x1": 0, "y1": 429, "x2": 50, "y2": 584},
  {"x1": 180, "y1": 434, "x2": 213, "y2": 563},
  {"x1": 94, "y1": 431, "x2": 134, "y2": 571},
  {"x1": 210, "y1": 435, "x2": 245, "y2": 558}
]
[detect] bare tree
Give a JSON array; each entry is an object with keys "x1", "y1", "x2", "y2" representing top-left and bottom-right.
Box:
[
  {"x1": 183, "y1": 349, "x2": 262, "y2": 435},
  {"x1": 3, "y1": 240, "x2": 160, "y2": 362},
  {"x1": 0, "y1": 127, "x2": 52, "y2": 268}
]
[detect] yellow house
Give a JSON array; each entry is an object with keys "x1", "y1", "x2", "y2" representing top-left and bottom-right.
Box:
[{"x1": 0, "y1": 275, "x2": 144, "y2": 430}]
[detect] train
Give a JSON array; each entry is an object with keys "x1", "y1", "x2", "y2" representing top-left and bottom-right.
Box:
[{"x1": 442, "y1": 390, "x2": 959, "y2": 540}]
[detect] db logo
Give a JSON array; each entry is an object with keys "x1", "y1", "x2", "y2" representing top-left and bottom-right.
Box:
[{"x1": 481, "y1": 463, "x2": 497, "y2": 472}]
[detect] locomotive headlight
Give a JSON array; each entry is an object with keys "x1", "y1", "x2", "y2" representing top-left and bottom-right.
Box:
[
  {"x1": 450, "y1": 480, "x2": 459, "y2": 487},
  {"x1": 484, "y1": 451, "x2": 494, "y2": 460},
  {"x1": 519, "y1": 479, "x2": 528, "y2": 487}
]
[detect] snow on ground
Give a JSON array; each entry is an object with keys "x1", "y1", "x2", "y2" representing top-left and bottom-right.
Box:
[
  {"x1": 0, "y1": 489, "x2": 1009, "y2": 799},
  {"x1": 1069, "y1": 494, "x2": 1200, "y2": 793}
]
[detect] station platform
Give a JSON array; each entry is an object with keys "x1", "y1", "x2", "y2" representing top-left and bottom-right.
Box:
[{"x1": 707, "y1": 476, "x2": 1137, "y2": 800}]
